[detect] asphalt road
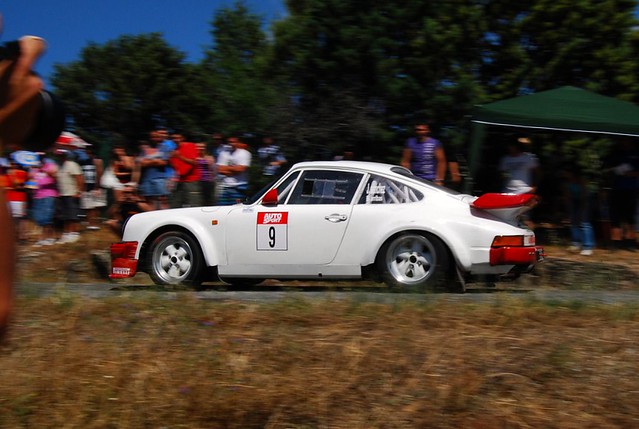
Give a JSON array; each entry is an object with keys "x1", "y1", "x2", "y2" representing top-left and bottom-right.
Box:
[{"x1": 17, "y1": 281, "x2": 639, "y2": 305}]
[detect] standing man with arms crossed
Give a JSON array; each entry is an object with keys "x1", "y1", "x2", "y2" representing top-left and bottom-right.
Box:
[
  {"x1": 401, "y1": 121, "x2": 447, "y2": 185},
  {"x1": 216, "y1": 136, "x2": 252, "y2": 205}
]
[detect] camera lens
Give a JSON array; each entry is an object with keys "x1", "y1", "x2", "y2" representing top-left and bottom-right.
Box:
[{"x1": 23, "y1": 90, "x2": 66, "y2": 151}]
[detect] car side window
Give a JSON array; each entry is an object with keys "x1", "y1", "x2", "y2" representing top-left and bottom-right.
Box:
[
  {"x1": 358, "y1": 174, "x2": 423, "y2": 204},
  {"x1": 288, "y1": 170, "x2": 363, "y2": 204}
]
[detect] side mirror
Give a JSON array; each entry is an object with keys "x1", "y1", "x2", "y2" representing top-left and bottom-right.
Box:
[{"x1": 262, "y1": 188, "x2": 278, "y2": 206}]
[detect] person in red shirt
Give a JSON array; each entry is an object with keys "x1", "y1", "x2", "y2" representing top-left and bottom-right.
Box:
[
  {"x1": 169, "y1": 133, "x2": 201, "y2": 208},
  {"x1": 6, "y1": 161, "x2": 29, "y2": 242}
]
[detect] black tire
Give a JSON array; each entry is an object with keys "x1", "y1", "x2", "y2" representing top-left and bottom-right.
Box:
[
  {"x1": 377, "y1": 232, "x2": 451, "y2": 292},
  {"x1": 146, "y1": 231, "x2": 204, "y2": 286}
]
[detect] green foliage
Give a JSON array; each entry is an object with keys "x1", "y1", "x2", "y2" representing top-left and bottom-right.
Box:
[
  {"x1": 50, "y1": 0, "x2": 639, "y2": 169},
  {"x1": 199, "y1": 1, "x2": 281, "y2": 137},
  {"x1": 51, "y1": 33, "x2": 197, "y2": 150}
]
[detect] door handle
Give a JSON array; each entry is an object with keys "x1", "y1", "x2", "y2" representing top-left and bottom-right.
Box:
[{"x1": 325, "y1": 214, "x2": 348, "y2": 223}]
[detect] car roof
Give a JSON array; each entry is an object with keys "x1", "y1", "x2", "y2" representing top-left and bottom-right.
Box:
[{"x1": 290, "y1": 160, "x2": 411, "y2": 177}]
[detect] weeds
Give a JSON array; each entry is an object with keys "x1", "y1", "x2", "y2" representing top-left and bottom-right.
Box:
[{"x1": 2, "y1": 296, "x2": 639, "y2": 428}]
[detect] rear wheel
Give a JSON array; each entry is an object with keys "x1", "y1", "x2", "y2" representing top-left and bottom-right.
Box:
[
  {"x1": 147, "y1": 231, "x2": 204, "y2": 286},
  {"x1": 377, "y1": 232, "x2": 450, "y2": 292}
]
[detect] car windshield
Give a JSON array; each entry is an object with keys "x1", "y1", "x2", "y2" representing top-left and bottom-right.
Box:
[{"x1": 244, "y1": 178, "x2": 279, "y2": 205}]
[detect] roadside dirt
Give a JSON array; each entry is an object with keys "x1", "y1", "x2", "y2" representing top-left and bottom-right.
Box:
[{"x1": 15, "y1": 225, "x2": 639, "y2": 288}]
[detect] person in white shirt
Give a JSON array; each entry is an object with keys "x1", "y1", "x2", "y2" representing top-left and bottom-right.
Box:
[
  {"x1": 499, "y1": 137, "x2": 539, "y2": 194},
  {"x1": 498, "y1": 137, "x2": 540, "y2": 229},
  {"x1": 216, "y1": 136, "x2": 252, "y2": 205},
  {"x1": 56, "y1": 150, "x2": 85, "y2": 243}
]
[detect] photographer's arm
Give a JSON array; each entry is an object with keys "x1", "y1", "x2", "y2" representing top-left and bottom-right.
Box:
[
  {"x1": 0, "y1": 36, "x2": 46, "y2": 148},
  {"x1": 0, "y1": 34, "x2": 48, "y2": 341}
]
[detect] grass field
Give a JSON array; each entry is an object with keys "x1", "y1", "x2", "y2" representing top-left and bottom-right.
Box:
[
  {"x1": 5, "y1": 227, "x2": 639, "y2": 428},
  {"x1": 2, "y1": 294, "x2": 639, "y2": 428}
]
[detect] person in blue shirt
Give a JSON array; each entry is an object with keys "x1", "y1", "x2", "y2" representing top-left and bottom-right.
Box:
[{"x1": 136, "y1": 129, "x2": 171, "y2": 210}]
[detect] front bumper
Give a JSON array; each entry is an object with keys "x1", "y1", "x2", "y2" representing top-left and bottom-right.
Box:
[
  {"x1": 110, "y1": 241, "x2": 139, "y2": 279},
  {"x1": 490, "y1": 246, "x2": 545, "y2": 266}
]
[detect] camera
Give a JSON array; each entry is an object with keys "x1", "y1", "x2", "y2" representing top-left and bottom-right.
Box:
[
  {"x1": 23, "y1": 89, "x2": 66, "y2": 151},
  {"x1": 0, "y1": 40, "x2": 66, "y2": 151}
]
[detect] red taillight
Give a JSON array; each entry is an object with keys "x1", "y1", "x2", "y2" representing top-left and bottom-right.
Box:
[
  {"x1": 492, "y1": 235, "x2": 524, "y2": 247},
  {"x1": 490, "y1": 235, "x2": 544, "y2": 266}
]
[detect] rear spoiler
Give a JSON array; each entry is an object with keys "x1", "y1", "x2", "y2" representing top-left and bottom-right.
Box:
[
  {"x1": 471, "y1": 193, "x2": 538, "y2": 210},
  {"x1": 471, "y1": 193, "x2": 539, "y2": 224}
]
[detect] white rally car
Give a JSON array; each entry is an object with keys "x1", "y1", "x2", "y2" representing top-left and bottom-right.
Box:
[{"x1": 111, "y1": 161, "x2": 544, "y2": 292}]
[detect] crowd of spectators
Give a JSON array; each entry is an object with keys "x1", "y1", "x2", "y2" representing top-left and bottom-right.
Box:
[
  {"x1": 1, "y1": 125, "x2": 636, "y2": 254},
  {"x1": 0, "y1": 128, "x2": 287, "y2": 246}
]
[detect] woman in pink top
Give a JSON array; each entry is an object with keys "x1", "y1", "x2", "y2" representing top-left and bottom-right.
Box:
[{"x1": 31, "y1": 158, "x2": 59, "y2": 246}]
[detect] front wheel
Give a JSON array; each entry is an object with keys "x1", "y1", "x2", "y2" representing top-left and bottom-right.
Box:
[
  {"x1": 377, "y1": 233, "x2": 450, "y2": 292},
  {"x1": 147, "y1": 231, "x2": 204, "y2": 286}
]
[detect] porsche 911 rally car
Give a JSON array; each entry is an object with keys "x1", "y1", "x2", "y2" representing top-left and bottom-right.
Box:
[{"x1": 111, "y1": 161, "x2": 544, "y2": 292}]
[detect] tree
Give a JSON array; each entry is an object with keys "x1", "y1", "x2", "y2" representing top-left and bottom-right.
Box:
[
  {"x1": 198, "y1": 1, "x2": 279, "y2": 137},
  {"x1": 51, "y1": 33, "x2": 195, "y2": 149},
  {"x1": 270, "y1": 0, "x2": 491, "y2": 161}
]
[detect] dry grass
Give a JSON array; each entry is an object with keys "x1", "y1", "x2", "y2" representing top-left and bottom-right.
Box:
[
  {"x1": 7, "y1": 223, "x2": 639, "y2": 427},
  {"x1": 2, "y1": 295, "x2": 639, "y2": 428}
]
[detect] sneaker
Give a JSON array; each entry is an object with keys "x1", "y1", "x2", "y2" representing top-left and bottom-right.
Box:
[
  {"x1": 86, "y1": 225, "x2": 101, "y2": 231},
  {"x1": 56, "y1": 233, "x2": 72, "y2": 244},
  {"x1": 568, "y1": 245, "x2": 580, "y2": 252},
  {"x1": 57, "y1": 233, "x2": 80, "y2": 244},
  {"x1": 580, "y1": 249, "x2": 593, "y2": 256}
]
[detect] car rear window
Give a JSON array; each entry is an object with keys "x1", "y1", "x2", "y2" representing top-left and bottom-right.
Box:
[{"x1": 358, "y1": 174, "x2": 423, "y2": 204}]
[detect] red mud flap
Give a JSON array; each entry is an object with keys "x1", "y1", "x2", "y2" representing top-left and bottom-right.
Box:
[
  {"x1": 490, "y1": 246, "x2": 545, "y2": 266},
  {"x1": 110, "y1": 241, "x2": 139, "y2": 279}
]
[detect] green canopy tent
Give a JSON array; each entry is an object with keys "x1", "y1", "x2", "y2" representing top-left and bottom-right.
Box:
[{"x1": 467, "y1": 86, "x2": 639, "y2": 191}]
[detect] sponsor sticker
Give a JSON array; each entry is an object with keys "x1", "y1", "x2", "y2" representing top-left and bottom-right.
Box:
[
  {"x1": 257, "y1": 212, "x2": 288, "y2": 250},
  {"x1": 112, "y1": 267, "x2": 131, "y2": 276},
  {"x1": 257, "y1": 212, "x2": 288, "y2": 225}
]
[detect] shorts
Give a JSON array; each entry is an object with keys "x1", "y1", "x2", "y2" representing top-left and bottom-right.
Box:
[
  {"x1": 139, "y1": 177, "x2": 168, "y2": 197},
  {"x1": 32, "y1": 197, "x2": 56, "y2": 226},
  {"x1": 6, "y1": 190, "x2": 27, "y2": 218},
  {"x1": 170, "y1": 181, "x2": 202, "y2": 208},
  {"x1": 80, "y1": 189, "x2": 107, "y2": 210},
  {"x1": 57, "y1": 196, "x2": 81, "y2": 221},
  {"x1": 8, "y1": 201, "x2": 26, "y2": 218}
]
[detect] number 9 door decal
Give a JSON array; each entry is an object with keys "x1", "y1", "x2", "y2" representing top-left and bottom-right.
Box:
[{"x1": 257, "y1": 212, "x2": 288, "y2": 251}]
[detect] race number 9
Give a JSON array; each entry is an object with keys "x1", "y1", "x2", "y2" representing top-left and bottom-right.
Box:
[
  {"x1": 257, "y1": 212, "x2": 288, "y2": 251},
  {"x1": 268, "y1": 226, "x2": 276, "y2": 248}
]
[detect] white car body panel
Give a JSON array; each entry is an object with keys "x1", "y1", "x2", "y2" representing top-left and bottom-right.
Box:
[{"x1": 219, "y1": 203, "x2": 356, "y2": 277}]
